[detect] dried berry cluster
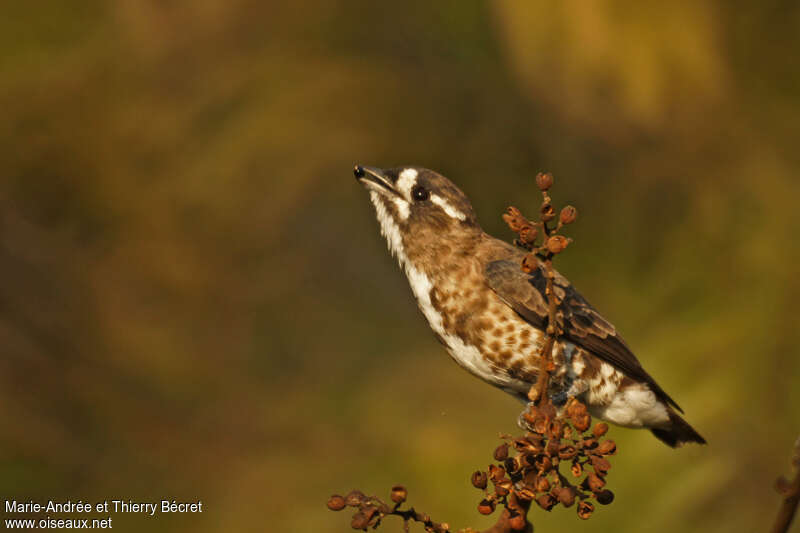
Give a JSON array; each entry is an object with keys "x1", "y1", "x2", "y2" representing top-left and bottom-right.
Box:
[
  {"x1": 327, "y1": 485, "x2": 452, "y2": 532},
  {"x1": 502, "y1": 172, "x2": 577, "y2": 274},
  {"x1": 471, "y1": 399, "x2": 616, "y2": 524}
]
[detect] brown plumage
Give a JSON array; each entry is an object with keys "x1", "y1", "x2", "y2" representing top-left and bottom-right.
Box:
[{"x1": 354, "y1": 165, "x2": 705, "y2": 447}]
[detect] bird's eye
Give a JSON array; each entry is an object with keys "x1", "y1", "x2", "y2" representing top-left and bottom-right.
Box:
[{"x1": 412, "y1": 185, "x2": 429, "y2": 201}]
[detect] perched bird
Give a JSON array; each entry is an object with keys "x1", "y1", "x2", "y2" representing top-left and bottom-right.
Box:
[{"x1": 354, "y1": 165, "x2": 705, "y2": 447}]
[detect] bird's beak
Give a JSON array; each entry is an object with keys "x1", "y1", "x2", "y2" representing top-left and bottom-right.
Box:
[{"x1": 353, "y1": 165, "x2": 398, "y2": 195}]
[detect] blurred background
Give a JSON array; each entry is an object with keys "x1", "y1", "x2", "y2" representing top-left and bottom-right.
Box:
[{"x1": 1, "y1": 2, "x2": 799, "y2": 532}]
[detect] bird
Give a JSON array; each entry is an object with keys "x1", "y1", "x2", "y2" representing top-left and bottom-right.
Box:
[{"x1": 353, "y1": 164, "x2": 705, "y2": 447}]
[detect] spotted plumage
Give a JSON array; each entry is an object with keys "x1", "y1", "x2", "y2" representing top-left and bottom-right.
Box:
[{"x1": 354, "y1": 165, "x2": 705, "y2": 447}]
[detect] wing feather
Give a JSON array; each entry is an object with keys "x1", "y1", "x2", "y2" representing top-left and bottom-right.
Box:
[{"x1": 485, "y1": 259, "x2": 682, "y2": 412}]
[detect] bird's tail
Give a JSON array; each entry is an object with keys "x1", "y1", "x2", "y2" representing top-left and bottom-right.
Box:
[{"x1": 650, "y1": 410, "x2": 706, "y2": 447}]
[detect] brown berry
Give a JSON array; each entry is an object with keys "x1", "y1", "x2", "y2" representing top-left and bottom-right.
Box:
[
  {"x1": 390, "y1": 485, "x2": 407, "y2": 504},
  {"x1": 558, "y1": 444, "x2": 577, "y2": 460},
  {"x1": 536, "y1": 172, "x2": 554, "y2": 191},
  {"x1": 585, "y1": 472, "x2": 606, "y2": 492},
  {"x1": 592, "y1": 422, "x2": 609, "y2": 437},
  {"x1": 597, "y1": 440, "x2": 617, "y2": 455},
  {"x1": 570, "y1": 461, "x2": 583, "y2": 477},
  {"x1": 546, "y1": 235, "x2": 570, "y2": 254},
  {"x1": 557, "y1": 487, "x2": 576, "y2": 507},
  {"x1": 478, "y1": 498, "x2": 496, "y2": 515},
  {"x1": 520, "y1": 254, "x2": 539, "y2": 274},
  {"x1": 572, "y1": 413, "x2": 591, "y2": 432},
  {"x1": 559, "y1": 205, "x2": 578, "y2": 225},
  {"x1": 577, "y1": 500, "x2": 595, "y2": 519},
  {"x1": 494, "y1": 443, "x2": 510, "y2": 461},
  {"x1": 471, "y1": 470, "x2": 488, "y2": 490},
  {"x1": 596, "y1": 489, "x2": 615, "y2": 505},
  {"x1": 590, "y1": 456, "x2": 611, "y2": 476},
  {"x1": 535, "y1": 493, "x2": 557, "y2": 511},
  {"x1": 327, "y1": 495, "x2": 346, "y2": 511}
]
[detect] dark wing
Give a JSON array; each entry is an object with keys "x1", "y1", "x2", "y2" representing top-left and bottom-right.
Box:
[{"x1": 485, "y1": 259, "x2": 682, "y2": 412}]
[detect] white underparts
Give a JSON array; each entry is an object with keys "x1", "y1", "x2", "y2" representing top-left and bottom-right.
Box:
[{"x1": 430, "y1": 194, "x2": 466, "y2": 221}]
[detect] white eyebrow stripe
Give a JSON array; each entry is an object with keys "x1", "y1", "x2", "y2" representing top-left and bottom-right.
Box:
[
  {"x1": 396, "y1": 168, "x2": 418, "y2": 196},
  {"x1": 430, "y1": 194, "x2": 466, "y2": 221}
]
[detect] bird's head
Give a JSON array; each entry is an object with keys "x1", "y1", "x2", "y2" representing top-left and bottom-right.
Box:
[{"x1": 354, "y1": 165, "x2": 481, "y2": 267}]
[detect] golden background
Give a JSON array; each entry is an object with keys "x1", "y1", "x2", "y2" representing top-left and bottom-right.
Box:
[{"x1": 1, "y1": 2, "x2": 798, "y2": 532}]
